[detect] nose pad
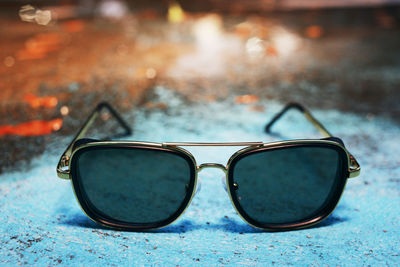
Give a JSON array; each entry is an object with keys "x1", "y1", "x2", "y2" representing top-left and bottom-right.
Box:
[
  {"x1": 194, "y1": 177, "x2": 202, "y2": 196},
  {"x1": 221, "y1": 176, "x2": 227, "y2": 193}
]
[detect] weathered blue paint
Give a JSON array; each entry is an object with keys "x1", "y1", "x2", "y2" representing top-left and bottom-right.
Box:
[{"x1": 1, "y1": 90, "x2": 399, "y2": 265}]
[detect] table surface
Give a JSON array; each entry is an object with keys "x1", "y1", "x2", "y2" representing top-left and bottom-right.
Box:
[
  {"x1": 1, "y1": 93, "x2": 399, "y2": 265},
  {"x1": 1, "y1": 5, "x2": 400, "y2": 265}
]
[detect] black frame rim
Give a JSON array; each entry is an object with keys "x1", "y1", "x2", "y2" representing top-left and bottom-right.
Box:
[
  {"x1": 227, "y1": 142, "x2": 349, "y2": 231},
  {"x1": 70, "y1": 144, "x2": 197, "y2": 230}
]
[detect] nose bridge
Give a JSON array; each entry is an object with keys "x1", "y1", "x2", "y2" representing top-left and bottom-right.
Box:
[{"x1": 197, "y1": 163, "x2": 227, "y2": 174}]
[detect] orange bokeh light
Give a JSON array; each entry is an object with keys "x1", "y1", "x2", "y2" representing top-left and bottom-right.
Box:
[
  {"x1": 17, "y1": 33, "x2": 62, "y2": 60},
  {"x1": 266, "y1": 44, "x2": 278, "y2": 56},
  {"x1": 0, "y1": 118, "x2": 62, "y2": 136},
  {"x1": 235, "y1": 94, "x2": 259, "y2": 104},
  {"x1": 63, "y1": 19, "x2": 85, "y2": 33},
  {"x1": 305, "y1": 25, "x2": 323, "y2": 39},
  {"x1": 23, "y1": 93, "x2": 58, "y2": 108}
]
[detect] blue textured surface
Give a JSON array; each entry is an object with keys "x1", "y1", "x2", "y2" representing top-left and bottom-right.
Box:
[{"x1": 1, "y1": 88, "x2": 399, "y2": 265}]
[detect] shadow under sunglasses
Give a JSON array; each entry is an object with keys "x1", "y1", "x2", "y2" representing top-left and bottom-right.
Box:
[{"x1": 61, "y1": 210, "x2": 348, "y2": 234}]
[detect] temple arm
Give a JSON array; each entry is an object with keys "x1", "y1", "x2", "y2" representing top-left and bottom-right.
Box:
[
  {"x1": 265, "y1": 103, "x2": 360, "y2": 178},
  {"x1": 265, "y1": 103, "x2": 332, "y2": 137},
  {"x1": 56, "y1": 102, "x2": 132, "y2": 179}
]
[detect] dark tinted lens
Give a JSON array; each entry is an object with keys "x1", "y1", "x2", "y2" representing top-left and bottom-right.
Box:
[
  {"x1": 230, "y1": 145, "x2": 346, "y2": 225},
  {"x1": 72, "y1": 146, "x2": 194, "y2": 226}
]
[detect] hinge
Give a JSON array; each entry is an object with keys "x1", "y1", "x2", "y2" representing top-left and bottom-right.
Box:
[
  {"x1": 57, "y1": 156, "x2": 71, "y2": 180},
  {"x1": 348, "y1": 154, "x2": 361, "y2": 178}
]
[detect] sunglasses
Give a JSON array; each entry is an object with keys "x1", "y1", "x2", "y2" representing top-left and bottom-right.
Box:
[{"x1": 57, "y1": 102, "x2": 360, "y2": 231}]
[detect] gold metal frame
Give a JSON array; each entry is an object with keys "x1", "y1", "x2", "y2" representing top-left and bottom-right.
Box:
[{"x1": 56, "y1": 102, "x2": 361, "y2": 230}]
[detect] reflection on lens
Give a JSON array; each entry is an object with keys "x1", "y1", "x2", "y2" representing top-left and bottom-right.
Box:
[
  {"x1": 230, "y1": 145, "x2": 346, "y2": 225},
  {"x1": 74, "y1": 147, "x2": 194, "y2": 225}
]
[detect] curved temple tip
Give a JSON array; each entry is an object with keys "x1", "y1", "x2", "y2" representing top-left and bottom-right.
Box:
[
  {"x1": 264, "y1": 122, "x2": 273, "y2": 133},
  {"x1": 97, "y1": 101, "x2": 132, "y2": 136},
  {"x1": 265, "y1": 102, "x2": 306, "y2": 133},
  {"x1": 265, "y1": 102, "x2": 332, "y2": 138},
  {"x1": 96, "y1": 101, "x2": 113, "y2": 111}
]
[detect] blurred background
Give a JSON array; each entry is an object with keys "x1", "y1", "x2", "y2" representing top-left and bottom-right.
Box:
[{"x1": 1, "y1": 0, "x2": 400, "y2": 173}]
